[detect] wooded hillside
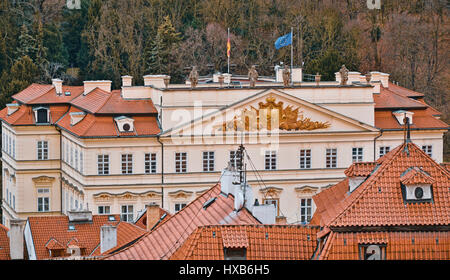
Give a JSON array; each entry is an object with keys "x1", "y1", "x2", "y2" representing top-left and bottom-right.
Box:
[{"x1": 0, "y1": 0, "x2": 448, "y2": 158}]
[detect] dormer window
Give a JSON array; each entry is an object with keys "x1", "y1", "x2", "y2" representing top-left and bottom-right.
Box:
[
  {"x1": 392, "y1": 110, "x2": 414, "y2": 125},
  {"x1": 6, "y1": 103, "x2": 19, "y2": 115},
  {"x1": 33, "y1": 107, "x2": 50, "y2": 124},
  {"x1": 400, "y1": 167, "x2": 434, "y2": 203},
  {"x1": 114, "y1": 116, "x2": 134, "y2": 132}
]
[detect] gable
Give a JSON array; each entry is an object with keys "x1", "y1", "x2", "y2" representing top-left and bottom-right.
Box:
[{"x1": 164, "y1": 90, "x2": 379, "y2": 137}]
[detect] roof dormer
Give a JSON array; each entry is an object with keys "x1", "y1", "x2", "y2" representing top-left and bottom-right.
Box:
[
  {"x1": 114, "y1": 116, "x2": 135, "y2": 132},
  {"x1": 6, "y1": 103, "x2": 20, "y2": 115},
  {"x1": 344, "y1": 162, "x2": 378, "y2": 193},
  {"x1": 392, "y1": 110, "x2": 414, "y2": 125},
  {"x1": 70, "y1": 112, "x2": 86, "y2": 126},
  {"x1": 32, "y1": 106, "x2": 50, "y2": 124},
  {"x1": 400, "y1": 167, "x2": 435, "y2": 203}
]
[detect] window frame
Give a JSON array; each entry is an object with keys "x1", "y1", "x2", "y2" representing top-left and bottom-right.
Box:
[
  {"x1": 352, "y1": 147, "x2": 363, "y2": 163},
  {"x1": 300, "y1": 198, "x2": 313, "y2": 224},
  {"x1": 121, "y1": 154, "x2": 133, "y2": 174},
  {"x1": 202, "y1": 151, "x2": 215, "y2": 172},
  {"x1": 37, "y1": 140, "x2": 49, "y2": 160},
  {"x1": 144, "y1": 153, "x2": 157, "y2": 174},
  {"x1": 299, "y1": 149, "x2": 312, "y2": 169},
  {"x1": 175, "y1": 152, "x2": 187, "y2": 173},
  {"x1": 97, "y1": 154, "x2": 110, "y2": 175},
  {"x1": 264, "y1": 150, "x2": 277, "y2": 170},
  {"x1": 326, "y1": 148, "x2": 337, "y2": 168},
  {"x1": 120, "y1": 205, "x2": 134, "y2": 222}
]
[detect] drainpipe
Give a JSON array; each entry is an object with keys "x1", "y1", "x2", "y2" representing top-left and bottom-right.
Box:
[
  {"x1": 157, "y1": 135, "x2": 164, "y2": 209},
  {"x1": 373, "y1": 130, "x2": 383, "y2": 161},
  {"x1": 56, "y1": 126, "x2": 63, "y2": 214}
]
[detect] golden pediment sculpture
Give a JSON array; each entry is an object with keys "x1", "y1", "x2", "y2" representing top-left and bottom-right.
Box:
[{"x1": 219, "y1": 97, "x2": 331, "y2": 131}]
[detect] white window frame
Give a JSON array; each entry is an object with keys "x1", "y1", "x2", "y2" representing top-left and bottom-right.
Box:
[
  {"x1": 97, "y1": 154, "x2": 110, "y2": 175},
  {"x1": 37, "y1": 188, "x2": 50, "y2": 212},
  {"x1": 202, "y1": 151, "x2": 215, "y2": 172},
  {"x1": 98, "y1": 205, "x2": 111, "y2": 215},
  {"x1": 352, "y1": 147, "x2": 363, "y2": 163},
  {"x1": 121, "y1": 154, "x2": 133, "y2": 174},
  {"x1": 300, "y1": 198, "x2": 313, "y2": 224},
  {"x1": 379, "y1": 146, "x2": 390, "y2": 158},
  {"x1": 121, "y1": 205, "x2": 134, "y2": 222},
  {"x1": 299, "y1": 149, "x2": 311, "y2": 169},
  {"x1": 326, "y1": 148, "x2": 337, "y2": 168},
  {"x1": 264, "y1": 150, "x2": 277, "y2": 170},
  {"x1": 174, "y1": 203, "x2": 187, "y2": 212},
  {"x1": 37, "y1": 141, "x2": 48, "y2": 160},
  {"x1": 145, "y1": 153, "x2": 157, "y2": 174},
  {"x1": 175, "y1": 152, "x2": 187, "y2": 173},
  {"x1": 421, "y1": 145, "x2": 432, "y2": 157}
]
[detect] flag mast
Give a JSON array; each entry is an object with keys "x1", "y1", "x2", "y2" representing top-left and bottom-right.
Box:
[
  {"x1": 290, "y1": 26, "x2": 293, "y2": 86},
  {"x1": 227, "y1": 28, "x2": 230, "y2": 74}
]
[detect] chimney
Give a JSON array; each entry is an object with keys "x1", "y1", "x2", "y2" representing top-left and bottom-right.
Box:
[
  {"x1": 276, "y1": 216, "x2": 287, "y2": 225},
  {"x1": 252, "y1": 203, "x2": 276, "y2": 224},
  {"x1": 9, "y1": 219, "x2": 26, "y2": 260},
  {"x1": 52, "y1": 78, "x2": 63, "y2": 95},
  {"x1": 143, "y1": 75, "x2": 170, "y2": 88},
  {"x1": 145, "y1": 203, "x2": 160, "y2": 231},
  {"x1": 70, "y1": 112, "x2": 86, "y2": 126},
  {"x1": 83, "y1": 80, "x2": 112, "y2": 95},
  {"x1": 68, "y1": 210, "x2": 93, "y2": 223},
  {"x1": 369, "y1": 72, "x2": 390, "y2": 88},
  {"x1": 100, "y1": 225, "x2": 117, "y2": 254},
  {"x1": 121, "y1": 75, "x2": 133, "y2": 87}
]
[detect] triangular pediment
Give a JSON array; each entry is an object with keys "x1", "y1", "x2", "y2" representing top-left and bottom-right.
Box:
[{"x1": 163, "y1": 89, "x2": 378, "y2": 137}]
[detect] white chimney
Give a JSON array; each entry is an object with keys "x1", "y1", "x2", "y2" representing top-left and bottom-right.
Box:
[
  {"x1": 220, "y1": 164, "x2": 238, "y2": 196},
  {"x1": 369, "y1": 72, "x2": 390, "y2": 88},
  {"x1": 68, "y1": 210, "x2": 93, "y2": 222},
  {"x1": 52, "y1": 78, "x2": 63, "y2": 95},
  {"x1": 251, "y1": 202, "x2": 276, "y2": 224},
  {"x1": 9, "y1": 219, "x2": 26, "y2": 260},
  {"x1": 100, "y1": 225, "x2": 117, "y2": 254},
  {"x1": 121, "y1": 75, "x2": 133, "y2": 87},
  {"x1": 83, "y1": 80, "x2": 112, "y2": 95},
  {"x1": 143, "y1": 75, "x2": 170, "y2": 88}
]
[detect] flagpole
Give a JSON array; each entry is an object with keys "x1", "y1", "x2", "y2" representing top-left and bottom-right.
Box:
[
  {"x1": 290, "y1": 27, "x2": 293, "y2": 86},
  {"x1": 227, "y1": 28, "x2": 230, "y2": 74}
]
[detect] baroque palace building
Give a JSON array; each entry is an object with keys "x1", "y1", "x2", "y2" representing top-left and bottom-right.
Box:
[{"x1": 0, "y1": 67, "x2": 448, "y2": 227}]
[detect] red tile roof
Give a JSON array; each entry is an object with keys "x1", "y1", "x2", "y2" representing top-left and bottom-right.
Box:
[
  {"x1": 104, "y1": 183, "x2": 260, "y2": 260},
  {"x1": 319, "y1": 231, "x2": 449, "y2": 260},
  {"x1": 314, "y1": 142, "x2": 450, "y2": 229},
  {"x1": 12, "y1": 84, "x2": 54, "y2": 104},
  {"x1": 388, "y1": 82, "x2": 425, "y2": 98},
  {"x1": 0, "y1": 104, "x2": 70, "y2": 126},
  {"x1": 134, "y1": 207, "x2": 172, "y2": 231},
  {"x1": 26, "y1": 214, "x2": 145, "y2": 259},
  {"x1": 374, "y1": 87, "x2": 428, "y2": 109},
  {"x1": 400, "y1": 167, "x2": 435, "y2": 185},
  {"x1": 170, "y1": 224, "x2": 320, "y2": 260},
  {"x1": 344, "y1": 162, "x2": 378, "y2": 177},
  {"x1": 0, "y1": 224, "x2": 10, "y2": 260},
  {"x1": 56, "y1": 106, "x2": 160, "y2": 137},
  {"x1": 374, "y1": 108, "x2": 448, "y2": 130}
]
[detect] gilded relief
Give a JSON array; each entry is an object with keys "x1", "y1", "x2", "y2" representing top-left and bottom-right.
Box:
[{"x1": 219, "y1": 97, "x2": 331, "y2": 131}]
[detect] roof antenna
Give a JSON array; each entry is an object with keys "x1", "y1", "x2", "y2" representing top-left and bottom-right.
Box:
[{"x1": 403, "y1": 114, "x2": 411, "y2": 155}]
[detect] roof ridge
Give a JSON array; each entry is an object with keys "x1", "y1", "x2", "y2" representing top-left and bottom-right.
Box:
[{"x1": 382, "y1": 86, "x2": 428, "y2": 108}]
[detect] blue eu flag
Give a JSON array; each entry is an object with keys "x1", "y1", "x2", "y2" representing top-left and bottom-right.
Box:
[{"x1": 274, "y1": 32, "x2": 292, "y2": 50}]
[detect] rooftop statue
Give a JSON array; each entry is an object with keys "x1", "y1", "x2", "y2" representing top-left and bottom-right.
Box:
[
  {"x1": 339, "y1": 64, "x2": 349, "y2": 85},
  {"x1": 282, "y1": 67, "x2": 291, "y2": 87},
  {"x1": 188, "y1": 66, "x2": 199, "y2": 88},
  {"x1": 248, "y1": 65, "x2": 258, "y2": 87}
]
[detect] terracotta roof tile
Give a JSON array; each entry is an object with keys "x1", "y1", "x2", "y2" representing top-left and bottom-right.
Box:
[
  {"x1": 27, "y1": 214, "x2": 121, "y2": 260},
  {"x1": 344, "y1": 162, "x2": 378, "y2": 177},
  {"x1": 0, "y1": 104, "x2": 70, "y2": 126},
  {"x1": 374, "y1": 87, "x2": 428, "y2": 109},
  {"x1": 170, "y1": 224, "x2": 320, "y2": 260},
  {"x1": 400, "y1": 167, "x2": 435, "y2": 185},
  {"x1": 105, "y1": 183, "x2": 260, "y2": 260},
  {"x1": 321, "y1": 231, "x2": 450, "y2": 260},
  {"x1": 0, "y1": 224, "x2": 10, "y2": 260},
  {"x1": 374, "y1": 108, "x2": 448, "y2": 130},
  {"x1": 388, "y1": 82, "x2": 425, "y2": 98},
  {"x1": 313, "y1": 142, "x2": 450, "y2": 229},
  {"x1": 12, "y1": 84, "x2": 54, "y2": 103}
]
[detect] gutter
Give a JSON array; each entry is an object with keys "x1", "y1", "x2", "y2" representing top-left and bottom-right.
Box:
[
  {"x1": 157, "y1": 135, "x2": 164, "y2": 209},
  {"x1": 373, "y1": 129, "x2": 383, "y2": 161}
]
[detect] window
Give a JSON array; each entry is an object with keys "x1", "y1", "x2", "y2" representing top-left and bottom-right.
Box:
[
  {"x1": 265, "y1": 150, "x2": 277, "y2": 170},
  {"x1": 352, "y1": 147, "x2": 363, "y2": 163},
  {"x1": 62, "y1": 141, "x2": 65, "y2": 162},
  {"x1": 359, "y1": 244, "x2": 386, "y2": 260},
  {"x1": 97, "y1": 154, "x2": 110, "y2": 175},
  {"x1": 379, "y1": 146, "x2": 390, "y2": 158},
  {"x1": 326, "y1": 148, "x2": 337, "y2": 168},
  {"x1": 74, "y1": 149, "x2": 78, "y2": 170},
  {"x1": 36, "y1": 108, "x2": 48, "y2": 123},
  {"x1": 79, "y1": 151, "x2": 83, "y2": 173},
  {"x1": 300, "y1": 198, "x2": 313, "y2": 223},
  {"x1": 37, "y1": 188, "x2": 50, "y2": 212},
  {"x1": 121, "y1": 154, "x2": 133, "y2": 174},
  {"x1": 37, "y1": 141, "x2": 48, "y2": 160},
  {"x1": 174, "y1": 203, "x2": 187, "y2": 212},
  {"x1": 70, "y1": 146, "x2": 73, "y2": 166},
  {"x1": 229, "y1": 151, "x2": 238, "y2": 168},
  {"x1": 224, "y1": 248, "x2": 247, "y2": 260},
  {"x1": 175, "y1": 152, "x2": 187, "y2": 173},
  {"x1": 422, "y1": 145, "x2": 432, "y2": 157},
  {"x1": 121, "y1": 205, "x2": 134, "y2": 222},
  {"x1": 12, "y1": 138, "x2": 15, "y2": 158},
  {"x1": 145, "y1": 153, "x2": 157, "y2": 174},
  {"x1": 263, "y1": 198, "x2": 279, "y2": 216},
  {"x1": 98, "y1": 205, "x2": 111, "y2": 215},
  {"x1": 299, "y1": 149, "x2": 311, "y2": 169},
  {"x1": 203, "y1": 151, "x2": 215, "y2": 172}
]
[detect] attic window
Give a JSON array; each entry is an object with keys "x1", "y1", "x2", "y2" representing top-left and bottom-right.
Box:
[
  {"x1": 108, "y1": 215, "x2": 116, "y2": 221},
  {"x1": 359, "y1": 244, "x2": 386, "y2": 260},
  {"x1": 65, "y1": 91, "x2": 71, "y2": 96},
  {"x1": 33, "y1": 107, "x2": 50, "y2": 124},
  {"x1": 114, "y1": 116, "x2": 135, "y2": 133},
  {"x1": 68, "y1": 224, "x2": 76, "y2": 231},
  {"x1": 224, "y1": 248, "x2": 247, "y2": 260},
  {"x1": 400, "y1": 167, "x2": 434, "y2": 203}
]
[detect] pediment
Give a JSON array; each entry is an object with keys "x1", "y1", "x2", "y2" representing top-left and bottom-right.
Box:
[{"x1": 164, "y1": 89, "x2": 378, "y2": 137}]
